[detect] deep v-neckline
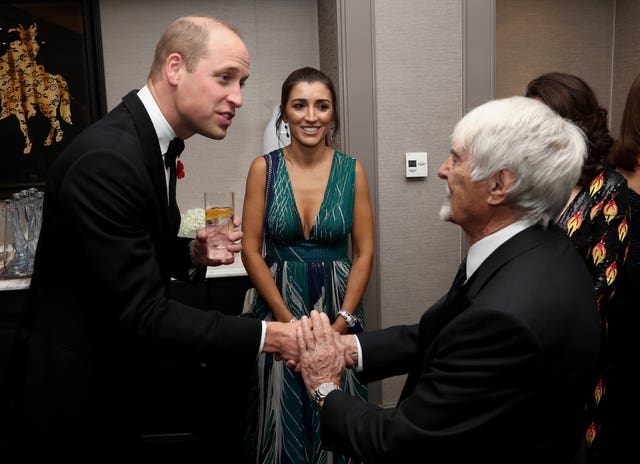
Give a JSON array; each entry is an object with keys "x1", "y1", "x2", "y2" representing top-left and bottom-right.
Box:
[{"x1": 280, "y1": 149, "x2": 336, "y2": 240}]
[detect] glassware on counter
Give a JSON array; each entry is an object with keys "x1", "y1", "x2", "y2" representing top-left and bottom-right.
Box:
[{"x1": 1, "y1": 188, "x2": 44, "y2": 277}]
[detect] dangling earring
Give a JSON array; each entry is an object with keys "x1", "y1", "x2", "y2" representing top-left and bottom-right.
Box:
[
  {"x1": 329, "y1": 123, "x2": 335, "y2": 142},
  {"x1": 277, "y1": 121, "x2": 289, "y2": 148}
]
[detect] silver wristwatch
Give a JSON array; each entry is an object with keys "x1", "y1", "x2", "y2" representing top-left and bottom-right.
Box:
[
  {"x1": 337, "y1": 310, "x2": 357, "y2": 328},
  {"x1": 313, "y1": 382, "x2": 340, "y2": 407}
]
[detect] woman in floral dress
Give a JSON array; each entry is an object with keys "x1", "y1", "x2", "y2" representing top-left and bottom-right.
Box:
[
  {"x1": 606, "y1": 71, "x2": 640, "y2": 463},
  {"x1": 526, "y1": 72, "x2": 630, "y2": 463}
]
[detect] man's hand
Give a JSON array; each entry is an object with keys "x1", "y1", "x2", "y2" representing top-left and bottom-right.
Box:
[
  {"x1": 190, "y1": 216, "x2": 243, "y2": 266},
  {"x1": 341, "y1": 333, "x2": 359, "y2": 369},
  {"x1": 263, "y1": 320, "x2": 300, "y2": 362},
  {"x1": 297, "y1": 311, "x2": 346, "y2": 396}
]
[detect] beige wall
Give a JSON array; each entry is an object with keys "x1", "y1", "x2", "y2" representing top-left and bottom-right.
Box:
[
  {"x1": 496, "y1": 0, "x2": 640, "y2": 136},
  {"x1": 611, "y1": 0, "x2": 640, "y2": 136},
  {"x1": 371, "y1": 0, "x2": 464, "y2": 405},
  {"x1": 496, "y1": 0, "x2": 614, "y2": 103},
  {"x1": 99, "y1": 0, "x2": 320, "y2": 218}
]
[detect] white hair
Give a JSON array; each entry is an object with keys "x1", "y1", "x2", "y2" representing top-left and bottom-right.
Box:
[{"x1": 452, "y1": 96, "x2": 586, "y2": 226}]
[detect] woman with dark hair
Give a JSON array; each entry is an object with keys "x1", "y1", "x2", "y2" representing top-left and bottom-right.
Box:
[
  {"x1": 526, "y1": 72, "x2": 630, "y2": 463},
  {"x1": 241, "y1": 67, "x2": 374, "y2": 463},
  {"x1": 606, "y1": 72, "x2": 640, "y2": 463}
]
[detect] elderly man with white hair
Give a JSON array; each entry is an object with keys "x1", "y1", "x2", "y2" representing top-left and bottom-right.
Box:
[{"x1": 294, "y1": 96, "x2": 600, "y2": 464}]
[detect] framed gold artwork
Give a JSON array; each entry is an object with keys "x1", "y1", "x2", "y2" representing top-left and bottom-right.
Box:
[{"x1": 0, "y1": 0, "x2": 106, "y2": 199}]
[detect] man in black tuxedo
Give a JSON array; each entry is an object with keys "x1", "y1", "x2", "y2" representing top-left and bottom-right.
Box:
[
  {"x1": 9, "y1": 16, "x2": 298, "y2": 454},
  {"x1": 294, "y1": 96, "x2": 601, "y2": 463}
]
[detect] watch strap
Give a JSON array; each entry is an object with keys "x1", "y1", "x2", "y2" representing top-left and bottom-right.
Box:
[
  {"x1": 337, "y1": 310, "x2": 356, "y2": 328},
  {"x1": 313, "y1": 382, "x2": 340, "y2": 407}
]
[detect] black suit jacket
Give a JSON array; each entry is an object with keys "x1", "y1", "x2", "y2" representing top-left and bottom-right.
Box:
[
  {"x1": 320, "y1": 225, "x2": 600, "y2": 463},
  {"x1": 12, "y1": 91, "x2": 262, "y2": 441}
]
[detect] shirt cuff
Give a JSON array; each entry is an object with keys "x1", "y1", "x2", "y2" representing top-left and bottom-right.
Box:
[
  {"x1": 258, "y1": 321, "x2": 267, "y2": 354},
  {"x1": 355, "y1": 334, "x2": 364, "y2": 372}
]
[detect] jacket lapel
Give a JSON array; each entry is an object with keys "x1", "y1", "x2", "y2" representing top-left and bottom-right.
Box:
[
  {"x1": 121, "y1": 90, "x2": 172, "y2": 236},
  {"x1": 464, "y1": 224, "x2": 550, "y2": 301},
  {"x1": 399, "y1": 224, "x2": 550, "y2": 403}
]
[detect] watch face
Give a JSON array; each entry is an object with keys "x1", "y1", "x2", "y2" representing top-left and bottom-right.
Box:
[
  {"x1": 314, "y1": 382, "x2": 340, "y2": 407},
  {"x1": 318, "y1": 382, "x2": 338, "y2": 396}
]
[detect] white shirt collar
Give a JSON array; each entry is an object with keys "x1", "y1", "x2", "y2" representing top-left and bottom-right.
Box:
[
  {"x1": 137, "y1": 85, "x2": 176, "y2": 155},
  {"x1": 465, "y1": 218, "x2": 536, "y2": 280}
]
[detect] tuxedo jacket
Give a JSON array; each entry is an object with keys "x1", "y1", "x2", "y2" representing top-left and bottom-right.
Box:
[
  {"x1": 321, "y1": 224, "x2": 600, "y2": 463},
  {"x1": 12, "y1": 91, "x2": 262, "y2": 438}
]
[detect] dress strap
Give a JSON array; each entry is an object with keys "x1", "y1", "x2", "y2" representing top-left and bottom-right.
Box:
[{"x1": 263, "y1": 150, "x2": 280, "y2": 232}]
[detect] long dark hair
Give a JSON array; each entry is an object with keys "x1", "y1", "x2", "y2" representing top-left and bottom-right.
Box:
[
  {"x1": 276, "y1": 66, "x2": 340, "y2": 146},
  {"x1": 609, "y1": 73, "x2": 640, "y2": 172},
  {"x1": 525, "y1": 72, "x2": 614, "y2": 185}
]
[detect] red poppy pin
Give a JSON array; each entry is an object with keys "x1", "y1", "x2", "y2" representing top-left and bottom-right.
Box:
[{"x1": 176, "y1": 160, "x2": 185, "y2": 179}]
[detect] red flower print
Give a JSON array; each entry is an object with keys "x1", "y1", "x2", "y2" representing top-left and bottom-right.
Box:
[
  {"x1": 566, "y1": 207, "x2": 583, "y2": 237},
  {"x1": 603, "y1": 197, "x2": 618, "y2": 224},
  {"x1": 589, "y1": 172, "x2": 604, "y2": 197},
  {"x1": 589, "y1": 200, "x2": 603, "y2": 220},
  {"x1": 618, "y1": 217, "x2": 628, "y2": 242},
  {"x1": 591, "y1": 234, "x2": 606, "y2": 266},
  {"x1": 605, "y1": 259, "x2": 618, "y2": 286}
]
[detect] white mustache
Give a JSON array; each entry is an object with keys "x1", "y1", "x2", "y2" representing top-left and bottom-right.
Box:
[{"x1": 439, "y1": 184, "x2": 452, "y2": 221}]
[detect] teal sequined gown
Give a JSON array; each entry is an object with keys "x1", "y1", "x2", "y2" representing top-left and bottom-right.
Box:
[{"x1": 243, "y1": 149, "x2": 368, "y2": 464}]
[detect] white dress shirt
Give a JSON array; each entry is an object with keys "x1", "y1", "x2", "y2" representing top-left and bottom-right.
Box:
[{"x1": 137, "y1": 85, "x2": 176, "y2": 199}]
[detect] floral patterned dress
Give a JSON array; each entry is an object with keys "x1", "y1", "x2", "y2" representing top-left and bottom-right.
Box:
[
  {"x1": 604, "y1": 186, "x2": 639, "y2": 461},
  {"x1": 243, "y1": 149, "x2": 367, "y2": 464},
  {"x1": 556, "y1": 167, "x2": 630, "y2": 461}
]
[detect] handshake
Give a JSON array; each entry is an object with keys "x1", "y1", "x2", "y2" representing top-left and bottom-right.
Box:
[{"x1": 263, "y1": 310, "x2": 359, "y2": 396}]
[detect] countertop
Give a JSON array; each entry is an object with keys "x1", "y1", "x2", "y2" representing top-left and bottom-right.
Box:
[
  {"x1": 205, "y1": 258, "x2": 247, "y2": 278},
  {"x1": 0, "y1": 259, "x2": 247, "y2": 292}
]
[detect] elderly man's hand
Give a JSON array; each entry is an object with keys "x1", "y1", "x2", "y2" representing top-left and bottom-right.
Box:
[
  {"x1": 297, "y1": 310, "x2": 346, "y2": 396},
  {"x1": 286, "y1": 322, "x2": 357, "y2": 372}
]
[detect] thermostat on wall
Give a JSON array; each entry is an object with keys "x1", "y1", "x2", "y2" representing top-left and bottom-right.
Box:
[{"x1": 406, "y1": 152, "x2": 428, "y2": 178}]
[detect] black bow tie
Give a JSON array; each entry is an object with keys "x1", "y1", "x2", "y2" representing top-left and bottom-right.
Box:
[{"x1": 164, "y1": 138, "x2": 185, "y2": 168}]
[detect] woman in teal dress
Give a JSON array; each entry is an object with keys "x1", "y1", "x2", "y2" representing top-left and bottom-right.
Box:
[{"x1": 241, "y1": 67, "x2": 374, "y2": 463}]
